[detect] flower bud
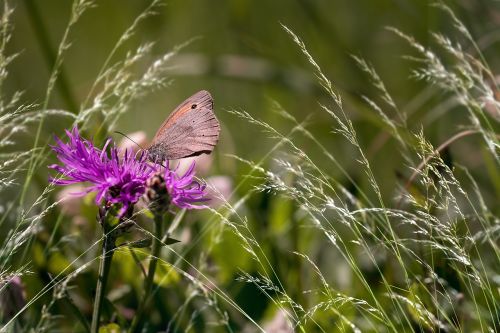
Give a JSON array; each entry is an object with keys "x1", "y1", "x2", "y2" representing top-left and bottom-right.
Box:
[
  {"x1": 145, "y1": 172, "x2": 170, "y2": 215},
  {"x1": 144, "y1": 162, "x2": 208, "y2": 213},
  {"x1": 0, "y1": 276, "x2": 26, "y2": 320}
]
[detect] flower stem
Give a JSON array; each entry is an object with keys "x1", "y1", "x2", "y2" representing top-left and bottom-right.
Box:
[
  {"x1": 91, "y1": 225, "x2": 116, "y2": 333},
  {"x1": 129, "y1": 213, "x2": 166, "y2": 333}
]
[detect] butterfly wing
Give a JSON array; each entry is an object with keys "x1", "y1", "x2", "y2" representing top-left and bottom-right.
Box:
[{"x1": 147, "y1": 90, "x2": 220, "y2": 161}]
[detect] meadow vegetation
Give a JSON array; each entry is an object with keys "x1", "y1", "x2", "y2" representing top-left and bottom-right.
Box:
[{"x1": 0, "y1": 1, "x2": 498, "y2": 332}]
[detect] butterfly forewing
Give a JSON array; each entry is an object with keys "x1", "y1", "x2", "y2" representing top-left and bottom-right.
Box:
[{"x1": 147, "y1": 90, "x2": 220, "y2": 161}]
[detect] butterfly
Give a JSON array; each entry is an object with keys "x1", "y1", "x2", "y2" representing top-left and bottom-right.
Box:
[{"x1": 146, "y1": 90, "x2": 220, "y2": 161}]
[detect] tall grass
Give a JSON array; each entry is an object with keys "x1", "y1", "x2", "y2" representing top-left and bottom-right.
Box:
[
  {"x1": 0, "y1": 1, "x2": 498, "y2": 332},
  {"x1": 222, "y1": 6, "x2": 499, "y2": 332}
]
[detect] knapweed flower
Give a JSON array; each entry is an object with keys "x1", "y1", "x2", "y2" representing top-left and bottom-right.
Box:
[
  {"x1": 50, "y1": 127, "x2": 157, "y2": 216},
  {"x1": 146, "y1": 161, "x2": 208, "y2": 213}
]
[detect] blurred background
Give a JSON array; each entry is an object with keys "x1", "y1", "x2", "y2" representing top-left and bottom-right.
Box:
[
  {"x1": 1, "y1": 0, "x2": 499, "y2": 332},
  {"x1": 6, "y1": 0, "x2": 500, "y2": 201}
]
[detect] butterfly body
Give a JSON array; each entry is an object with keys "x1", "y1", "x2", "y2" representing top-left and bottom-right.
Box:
[{"x1": 147, "y1": 90, "x2": 220, "y2": 161}]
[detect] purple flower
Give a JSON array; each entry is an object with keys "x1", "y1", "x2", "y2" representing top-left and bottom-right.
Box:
[
  {"x1": 146, "y1": 161, "x2": 208, "y2": 212},
  {"x1": 165, "y1": 161, "x2": 208, "y2": 209},
  {"x1": 50, "y1": 127, "x2": 157, "y2": 216}
]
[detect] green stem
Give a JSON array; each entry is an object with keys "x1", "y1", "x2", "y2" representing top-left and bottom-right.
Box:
[
  {"x1": 129, "y1": 213, "x2": 166, "y2": 333},
  {"x1": 91, "y1": 225, "x2": 116, "y2": 333}
]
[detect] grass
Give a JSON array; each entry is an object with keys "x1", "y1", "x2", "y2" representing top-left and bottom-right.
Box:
[{"x1": 0, "y1": 1, "x2": 498, "y2": 332}]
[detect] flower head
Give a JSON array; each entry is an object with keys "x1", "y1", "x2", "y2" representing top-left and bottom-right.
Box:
[
  {"x1": 146, "y1": 161, "x2": 208, "y2": 212},
  {"x1": 50, "y1": 127, "x2": 157, "y2": 216}
]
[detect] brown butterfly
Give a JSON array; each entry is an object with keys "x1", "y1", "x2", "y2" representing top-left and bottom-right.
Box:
[{"x1": 146, "y1": 90, "x2": 220, "y2": 161}]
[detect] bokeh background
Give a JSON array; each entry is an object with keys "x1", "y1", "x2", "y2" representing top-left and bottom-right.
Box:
[
  {"x1": 6, "y1": 0, "x2": 500, "y2": 201},
  {"x1": 1, "y1": 0, "x2": 499, "y2": 332}
]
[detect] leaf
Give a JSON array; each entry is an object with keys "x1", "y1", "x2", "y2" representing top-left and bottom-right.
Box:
[{"x1": 164, "y1": 237, "x2": 181, "y2": 245}]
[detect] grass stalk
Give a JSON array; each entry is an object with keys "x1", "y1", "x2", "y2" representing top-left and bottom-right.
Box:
[
  {"x1": 91, "y1": 216, "x2": 117, "y2": 333},
  {"x1": 129, "y1": 212, "x2": 167, "y2": 333}
]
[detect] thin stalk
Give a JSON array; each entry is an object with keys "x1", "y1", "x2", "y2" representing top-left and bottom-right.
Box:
[
  {"x1": 397, "y1": 129, "x2": 480, "y2": 208},
  {"x1": 290, "y1": 202, "x2": 304, "y2": 308},
  {"x1": 91, "y1": 224, "x2": 116, "y2": 333},
  {"x1": 405, "y1": 129, "x2": 479, "y2": 191},
  {"x1": 129, "y1": 213, "x2": 166, "y2": 333}
]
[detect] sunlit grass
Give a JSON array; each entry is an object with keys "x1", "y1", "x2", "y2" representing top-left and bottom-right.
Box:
[{"x1": 0, "y1": 1, "x2": 498, "y2": 332}]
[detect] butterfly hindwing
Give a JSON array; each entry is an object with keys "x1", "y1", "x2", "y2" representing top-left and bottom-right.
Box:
[{"x1": 147, "y1": 90, "x2": 220, "y2": 161}]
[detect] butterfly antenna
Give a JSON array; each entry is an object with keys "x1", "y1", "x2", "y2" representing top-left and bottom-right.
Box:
[
  {"x1": 114, "y1": 131, "x2": 146, "y2": 151},
  {"x1": 112, "y1": 131, "x2": 175, "y2": 171},
  {"x1": 114, "y1": 131, "x2": 170, "y2": 169}
]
